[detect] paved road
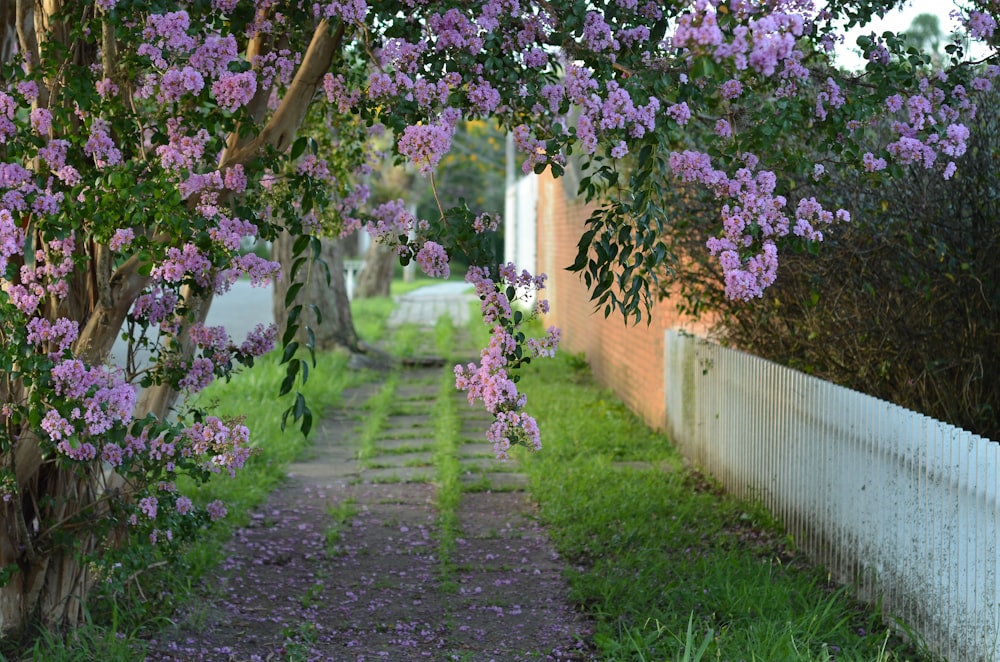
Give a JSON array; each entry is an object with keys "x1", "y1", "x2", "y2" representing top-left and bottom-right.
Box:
[
  {"x1": 109, "y1": 280, "x2": 474, "y2": 368},
  {"x1": 109, "y1": 279, "x2": 273, "y2": 370},
  {"x1": 388, "y1": 282, "x2": 475, "y2": 328}
]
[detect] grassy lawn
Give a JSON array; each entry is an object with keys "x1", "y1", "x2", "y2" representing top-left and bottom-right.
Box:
[{"x1": 511, "y1": 348, "x2": 933, "y2": 661}]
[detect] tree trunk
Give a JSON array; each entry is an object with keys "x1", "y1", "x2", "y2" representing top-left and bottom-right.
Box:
[
  {"x1": 272, "y1": 232, "x2": 361, "y2": 353},
  {"x1": 353, "y1": 241, "x2": 395, "y2": 299},
  {"x1": 1, "y1": 459, "x2": 100, "y2": 637}
]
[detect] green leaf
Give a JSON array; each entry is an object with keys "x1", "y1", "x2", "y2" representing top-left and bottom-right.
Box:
[
  {"x1": 285, "y1": 282, "x2": 304, "y2": 307},
  {"x1": 309, "y1": 303, "x2": 323, "y2": 326},
  {"x1": 290, "y1": 136, "x2": 308, "y2": 161},
  {"x1": 292, "y1": 234, "x2": 311, "y2": 256},
  {"x1": 282, "y1": 341, "x2": 300, "y2": 364},
  {"x1": 290, "y1": 256, "x2": 308, "y2": 281}
]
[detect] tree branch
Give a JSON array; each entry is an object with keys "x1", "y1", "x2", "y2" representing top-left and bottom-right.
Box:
[{"x1": 221, "y1": 19, "x2": 344, "y2": 169}]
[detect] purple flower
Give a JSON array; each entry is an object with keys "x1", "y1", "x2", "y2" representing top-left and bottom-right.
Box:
[
  {"x1": 139, "y1": 496, "x2": 158, "y2": 519},
  {"x1": 397, "y1": 111, "x2": 460, "y2": 175},
  {"x1": 212, "y1": 71, "x2": 257, "y2": 112},
  {"x1": 415, "y1": 241, "x2": 450, "y2": 278},
  {"x1": 207, "y1": 499, "x2": 227, "y2": 521}
]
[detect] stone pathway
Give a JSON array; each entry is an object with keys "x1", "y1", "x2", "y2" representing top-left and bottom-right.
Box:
[
  {"x1": 386, "y1": 282, "x2": 476, "y2": 329},
  {"x1": 143, "y1": 288, "x2": 595, "y2": 661}
]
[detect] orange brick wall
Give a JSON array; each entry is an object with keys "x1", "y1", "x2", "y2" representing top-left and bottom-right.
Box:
[{"x1": 535, "y1": 171, "x2": 705, "y2": 430}]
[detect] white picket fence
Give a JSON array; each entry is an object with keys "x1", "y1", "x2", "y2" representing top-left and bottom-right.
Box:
[{"x1": 663, "y1": 331, "x2": 1000, "y2": 662}]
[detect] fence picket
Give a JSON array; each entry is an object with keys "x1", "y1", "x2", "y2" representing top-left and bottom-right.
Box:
[{"x1": 663, "y1": 331, "x2": 998, "y2": 662}]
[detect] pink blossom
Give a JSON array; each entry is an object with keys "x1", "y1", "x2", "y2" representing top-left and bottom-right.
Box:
[
  {"x1": 84, "y1": 118, "x2": 122, "y2": 167},
  {"x1": 207, "y1": 500, "x2": 227, "y2": 521},
  {"x1": 240, "y1": 323, "x2": 278, "y2": 357},
  {"x1": 26, "y1": 317, "x2": 78, "y2": 353},
  {"x1": 415, "y1": 241, "x2": 450, "y2": 278},
  {"x1": 29, "y1": 108, "x2": 52, "y2": 135},
  {"x1": 109, "y1": 228, "x2": 135, "y2": 251},
  {"x1": 175, "y1": 496, "x2": 193, "y2": 515},
  {"x1": 397, "y1": 111, "x2": 460, "y2": 175},
  {"x1": 212, "y1": 71, "x2": 257, "y2": 112},
  {"x1": 139, "y1": 496, "x2": 158, "y2": 519},
  {"x1": 179, "y1": 357, "x2": 215, "y2": 393}
]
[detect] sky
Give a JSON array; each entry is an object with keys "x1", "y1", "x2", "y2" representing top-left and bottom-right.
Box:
[{"x1": 834, "y1": 0, "x2": 975, "y2": 70}]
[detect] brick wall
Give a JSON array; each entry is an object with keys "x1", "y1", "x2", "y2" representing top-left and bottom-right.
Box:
[{"x1": 535, "y1": 171, "x2": 707, "y2": 430}]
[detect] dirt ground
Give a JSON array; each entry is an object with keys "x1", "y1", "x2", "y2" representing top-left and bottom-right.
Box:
[{"x1": 142, "y1": 357, "x2": 597, "y2": 661}]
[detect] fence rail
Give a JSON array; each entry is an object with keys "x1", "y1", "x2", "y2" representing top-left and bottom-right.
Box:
[{"x1": 663, "y1": 331, "x2": 1000, "y2": 661}]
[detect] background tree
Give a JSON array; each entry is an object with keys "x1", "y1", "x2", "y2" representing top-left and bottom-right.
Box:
[{"x1": 903, "y1": 13, "x2": 945, "y2": 59}]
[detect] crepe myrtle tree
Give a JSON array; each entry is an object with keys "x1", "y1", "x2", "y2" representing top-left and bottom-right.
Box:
[{"x1": 0, "y1": 0, "x2": 996, "y2": 637}]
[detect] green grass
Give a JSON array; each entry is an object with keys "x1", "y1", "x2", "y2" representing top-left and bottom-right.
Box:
[
  {"x1": 325, "y1": 498, "x2": 360, "y2": 556},
  {"x1": 515, "y1": 352, "x2": 933, "y2": 661},
  {"x1": 356, "y1": 373, "x2": 400, "y2": 462},
  {"x1": 430, "y1": 316, "x2": 463, "y2": 593}
]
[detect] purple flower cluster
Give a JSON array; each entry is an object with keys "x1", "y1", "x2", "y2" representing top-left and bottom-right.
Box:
[
  {"x1": 84, "y1": 117, "x2": 122, "y2": 167},
  {"x1": 151, "y1": 243, "x2": 214, "y2": 287},
  {"x1": 182, "y1": 416, "x2": 252, "y2": 478},
  {"x1": 673, "y1": 1, "x2": 806, "y2": 77},
  {"x1": 415, "y1": 241, "x2": 450, "y2": 278},
  {"x1": 455, "y1": 264, "x2": 559, "y2": 459},
  {"x1": 670, "y1": 150, "x2": 849, "y2": 301},
  {"x1": 26, "y1": 316, "x2": 78, "y2": 354},
  {"x1": 39, "y1": 359, "x2": 137, "y2": 455},
  {"x1": 397, "y1": 109, "x2": 461, "y2": 175},
  {"x1": 0, "y1": 207, "x2": 23, "y2": 275}
]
